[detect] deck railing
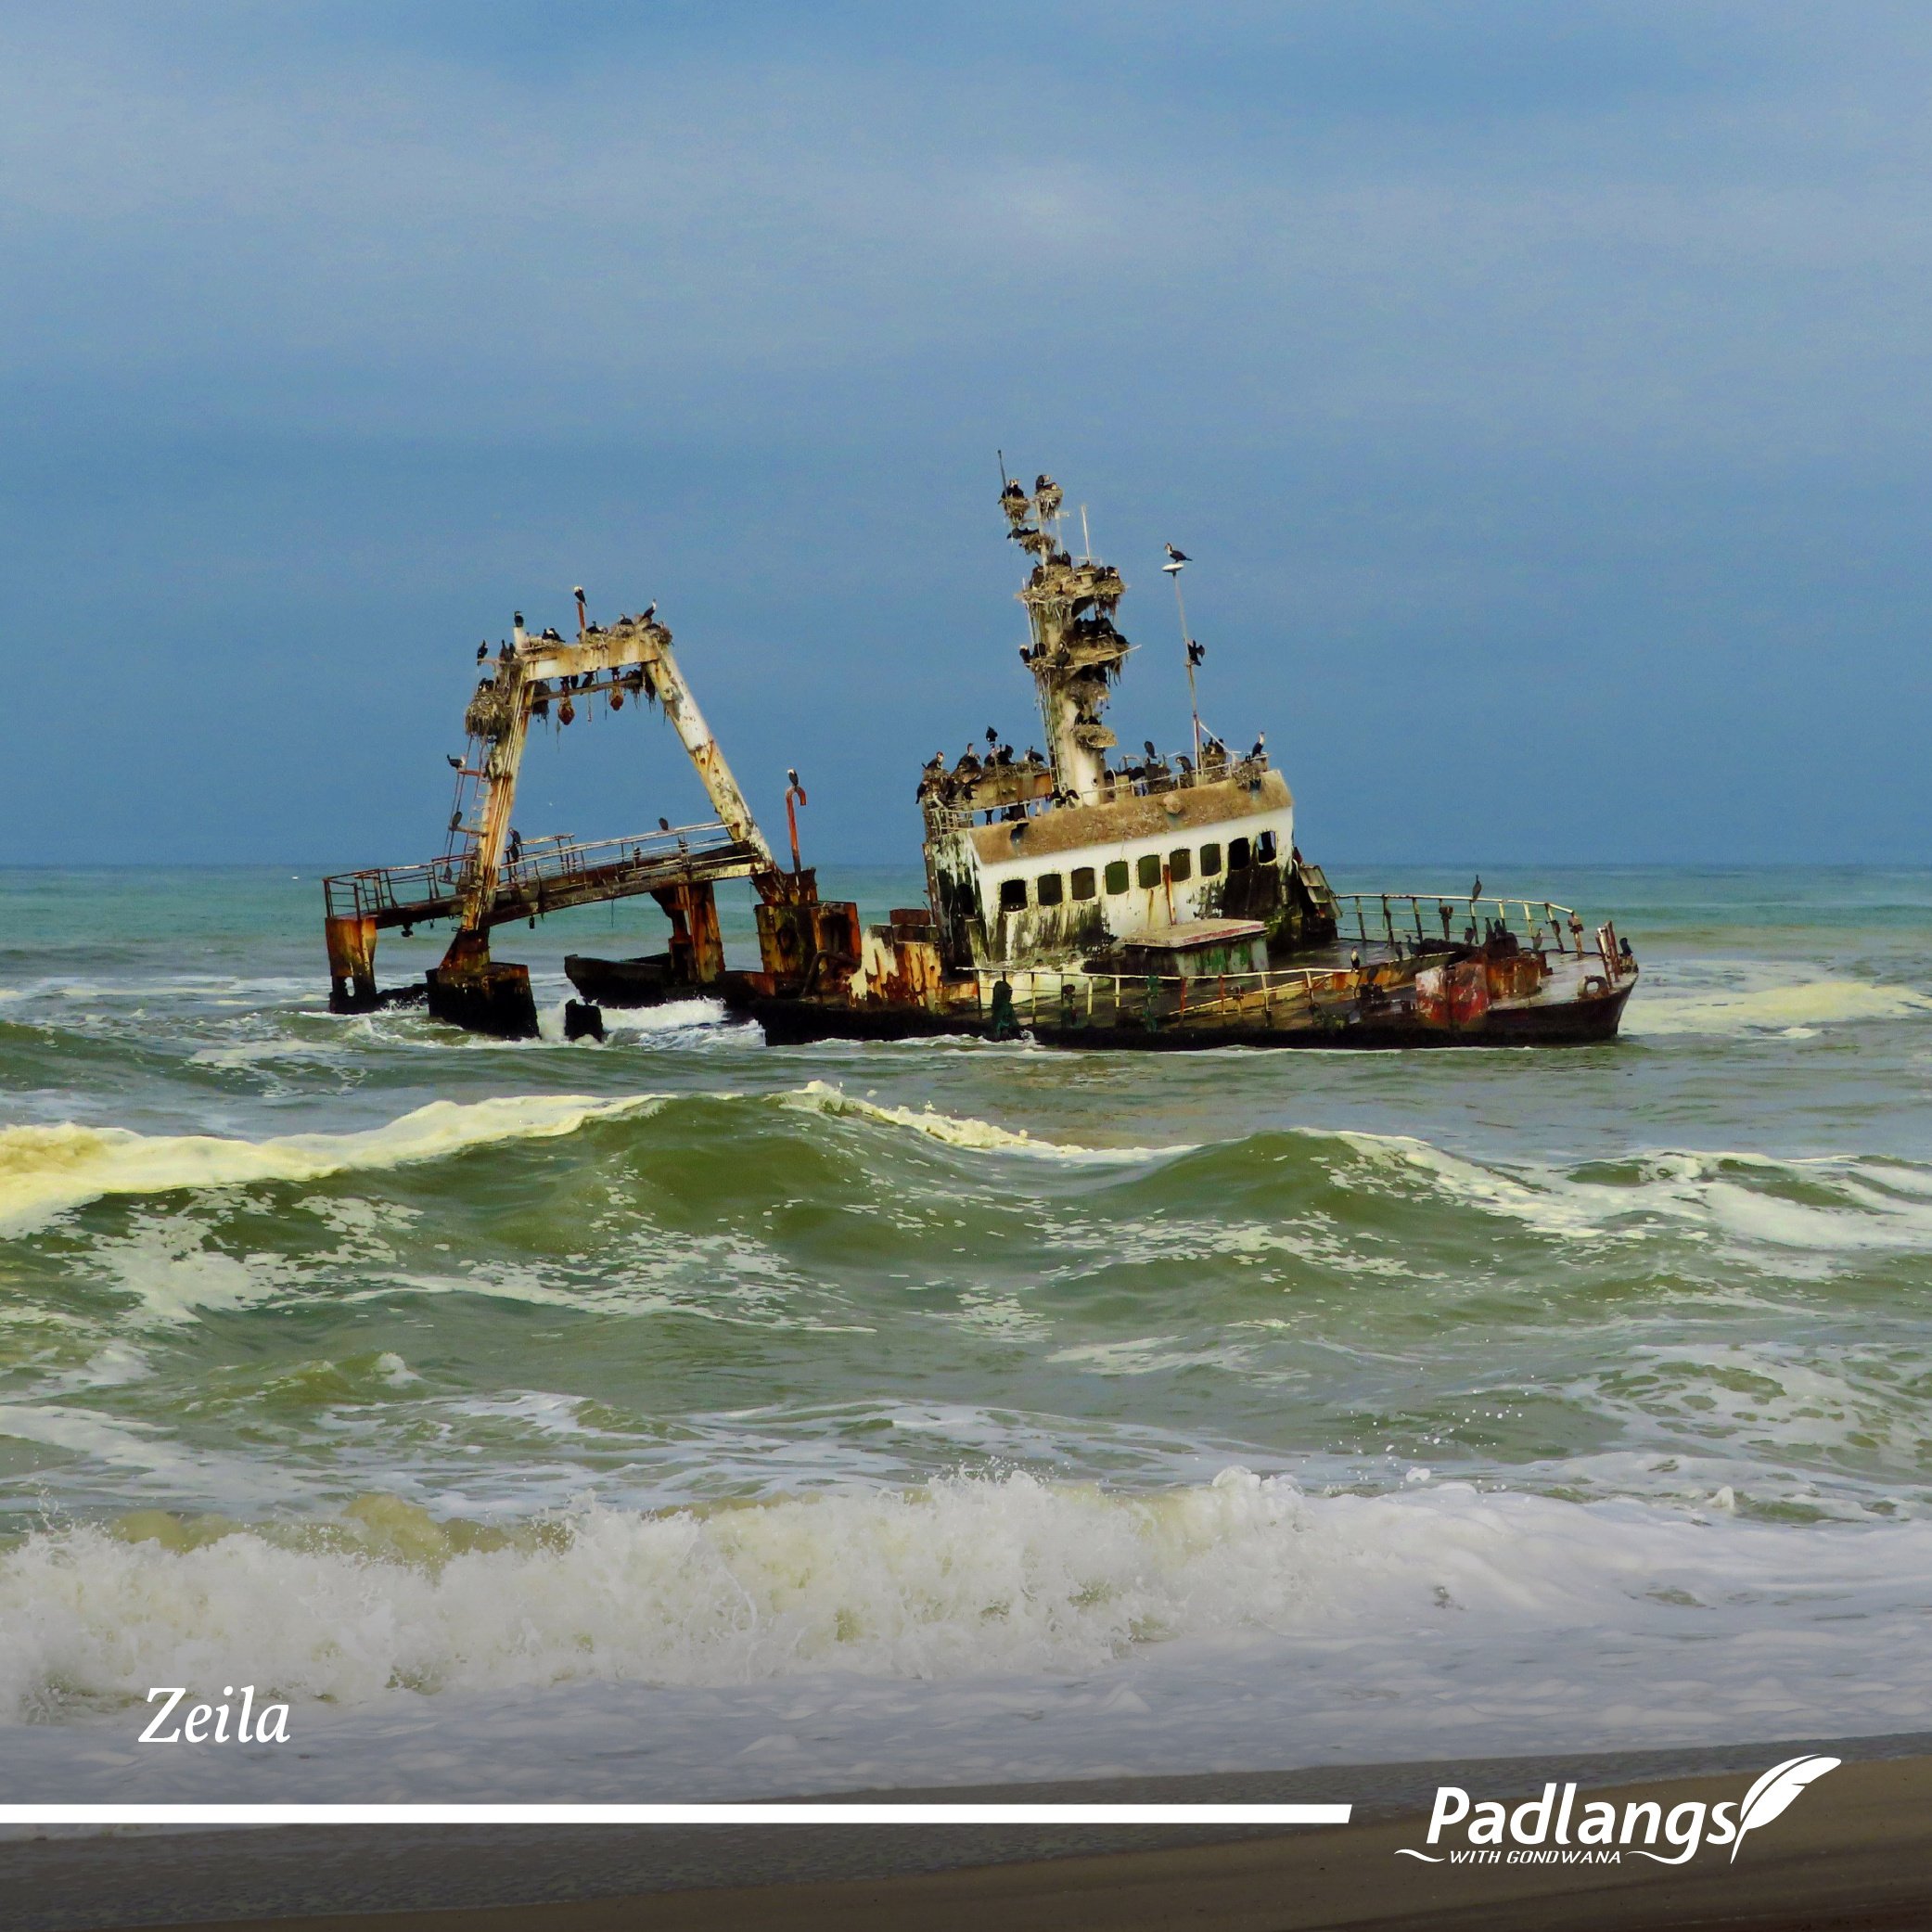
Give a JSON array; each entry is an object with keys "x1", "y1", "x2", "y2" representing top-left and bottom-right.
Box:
[
  {"x1": 1327, "y1": 892, "x2": 1591, "y2": 956},
  {"x1": 323, "y1": 821, "x2": 742, "y2": 923}
]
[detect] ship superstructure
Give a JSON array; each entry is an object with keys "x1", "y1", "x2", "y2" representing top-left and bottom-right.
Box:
[{"x1": 919, "y1": 471, "x2": 1332, "y2": 974}]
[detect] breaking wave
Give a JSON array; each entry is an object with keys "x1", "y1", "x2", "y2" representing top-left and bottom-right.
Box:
[
  {"x1": 0, "y1": 1095, "x2": 667, "y2": 1235},
  {"x1": 0, "y1": 1083, "x2": 1189, "y2": 1238},
  {"x1": 778, "y1": 1081, "x2": 1183, "y2": 1161},
  {"x1": 10, "y1": 1470, "x2": 1929, "y2": 1722},
  {"x1": 1324, "y1": 1129, "x2": 1932, "y2": 1254}
]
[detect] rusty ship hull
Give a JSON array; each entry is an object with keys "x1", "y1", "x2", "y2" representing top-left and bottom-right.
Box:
[
  {"x1": 741, "y1": 991, "x2": 1633, "y2": 1050},
  {"x1": 725, "y1": 912, "x2": 1636, "y2": 1051}
]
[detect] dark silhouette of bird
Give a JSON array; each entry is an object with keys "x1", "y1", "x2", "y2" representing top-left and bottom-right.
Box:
[
  {"x1": 1187, "y1": 639, "x2": 1206, "y2": 667},
  {"x1": 1144, "y1": 739, "x2": 1158, "y2": 758},
  {"x1": 659, "y1": 817, "x2": 672, "y2": 832},
  {"x1": 1177, "y1": 754, "x2": 1194, "y2": 774},
  {"x1": 1163, "y1": 544, "x2": 1190, "y2": 573},
  {"x1": 476, "y1": 642, "x2": 488, "y2": 661},
  {"x1": 787, "y1": 768, "x2": 800, "y2": 789},
  {"x1": 642, "y1": 603, "x2": 657, "y2": 623},
  {"x1": 1471, "y1": 876, "x2": 1484, "y2": 901},
  {"x1": 445, "y1": 754, "x2": 463, "y2": 769},
  {"x1": 986, "y1": 726, "x2": 999, "y2": 746},
  {"x1": 1248, "y1": 733, "x2": 1266, "y2": 761},
  {"x1": 542, "y1": 626, "x2": 563, "y2": 643}
]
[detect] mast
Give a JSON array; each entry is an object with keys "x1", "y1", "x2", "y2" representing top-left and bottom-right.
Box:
[{"x1": 1000, "y1": 472, "x2": 1131, "y2": 803}]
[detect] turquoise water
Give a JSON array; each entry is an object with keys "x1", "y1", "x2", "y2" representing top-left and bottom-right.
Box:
[{"x1": 4, "y1": 864, "x2": 1932, "y2": 1798}]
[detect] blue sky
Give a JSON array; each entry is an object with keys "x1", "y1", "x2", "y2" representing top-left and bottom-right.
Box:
[{"x1": 5, "y1": 2, "x2": 1930, "y2": 865}]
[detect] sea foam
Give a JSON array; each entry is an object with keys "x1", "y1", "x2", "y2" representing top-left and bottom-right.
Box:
[
  {"x1": 0, "y1": 1094, "x2": 665, "y2": 1235},
  {"x1": 6, "y1": 1471, "x2": 1930, "y2": 1728},
  {"x1": 1625, "y1": 972, "x2": 1932, "y2": 1038}
]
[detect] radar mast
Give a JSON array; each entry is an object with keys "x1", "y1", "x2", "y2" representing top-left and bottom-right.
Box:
[{"x1": 1000, "y1": 470, "x2": 1131, "y2": 803}]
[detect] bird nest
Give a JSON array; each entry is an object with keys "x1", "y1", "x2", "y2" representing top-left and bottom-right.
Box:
[{"x1": 463, "y1": 685, "x2": 514, "y2": 740}]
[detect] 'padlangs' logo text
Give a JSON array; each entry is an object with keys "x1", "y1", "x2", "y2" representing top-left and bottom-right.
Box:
[{"x1": 1396, "y1": 1755, "x2": 1839, "y2": 1867}]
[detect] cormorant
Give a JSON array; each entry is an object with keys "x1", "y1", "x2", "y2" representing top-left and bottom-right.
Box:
[
  {"x1": 476, "y1": 642, "x2": 488, "y2": 661},
  {"x1": 1248, "y1": 733, "x2": 1266, "y2": 761},
  {"x1": 1162, "y1": 544, "x2": 1189, "y2": 573},
  {"x1": 659, "y1": 817, "x2": 672, "y2": 833},
  {"x1": 445, "y1": 754, "x2": 463, "y2": 769},
  {"x1": 642, "y1": 602, "x2": 656, "y2": 623},
  {"x1": 1187, "y1": 639, "x2": 1206, "y2": 667}
]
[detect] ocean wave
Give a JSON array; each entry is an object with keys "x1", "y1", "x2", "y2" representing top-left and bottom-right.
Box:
[
  {"x1": 0, "y1": 1094, "x2": 666, "y2": 1235},
  {"x1": 1322, "y1": 1130, "x2": 1932, "y2": 1256},
  {"x1": 778, "y1": 1080, "x2": 1184, "y2": 1161},
  {"x1": 6, "y1": 1471, "x2": 1928, "y2": 1725},
  {"x1": 0, "y1": 1081, "x2": 1187, "y2": 1243}
]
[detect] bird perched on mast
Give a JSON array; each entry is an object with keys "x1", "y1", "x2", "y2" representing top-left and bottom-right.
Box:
[
  {"x1": 1162, "y1": 544, "x2": 1190, "y2": 574},
  {"x1": 476, "y1": 642, "x2": 489, "y2": 661}
]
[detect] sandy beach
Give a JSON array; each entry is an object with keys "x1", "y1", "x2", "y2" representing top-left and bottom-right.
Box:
[{"x1": 8, "y1": 1732, "x2": 1931, "y2": 1931}]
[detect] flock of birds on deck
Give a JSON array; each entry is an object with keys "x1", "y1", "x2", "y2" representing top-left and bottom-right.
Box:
[{"x1": 917, "y1": 728, "x2": 1267, "y2": 812}]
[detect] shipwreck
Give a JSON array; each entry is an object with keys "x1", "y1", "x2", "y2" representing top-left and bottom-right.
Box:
[{"x1": 326, "y1": 475, "x2": 1638, "y2": 1048}]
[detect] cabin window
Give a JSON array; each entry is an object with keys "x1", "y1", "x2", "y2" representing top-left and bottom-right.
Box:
[
  {"x1": 1200, "y1": 842, "x2": 1222, "y2": 876},
  {"x1": 1228, "y1": 837, "x2": 1252, "y2": 871},
  {"x1": 1036, "y1": 872, "x2": 1065, "y2": 907},
  {"x1": 1136, "y1": 853, "x2": 1162, "y2": 889},
  {"x1": 1104, "y1": 860, "x2": 1130, "y2": 894},
  {"x1": 1169, "y1": 848, "x2": 1193, "y2": 883},
  {"x1": 1256, "y1": 830, "x2": 1278, "y2": 863},
  {"x1": 999, "y1": 877, "x2": 1028, "y2": 913},
  {"x1": 1071, "y1": 866, "x2": 1097, "y2": 901}
]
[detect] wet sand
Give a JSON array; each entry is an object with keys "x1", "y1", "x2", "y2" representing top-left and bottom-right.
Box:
[{"x1": 8, "y1": 1734, "x2": 1932, "y2": 1931}]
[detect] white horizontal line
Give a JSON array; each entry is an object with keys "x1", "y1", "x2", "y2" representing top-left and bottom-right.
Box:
[{"x1": 0, "y1": 1803, "x2": 1353, "y2": 1828}]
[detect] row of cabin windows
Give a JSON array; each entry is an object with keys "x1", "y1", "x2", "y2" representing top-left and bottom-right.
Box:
[{"x1": 995, "y1": 831, "x2": 1278, "y2": 914}]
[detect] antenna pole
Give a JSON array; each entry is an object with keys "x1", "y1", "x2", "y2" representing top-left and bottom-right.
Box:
[
  {"x1": 1080, "y1": 504, "x2": 1092, "y2": 562},
  {"x1": 1170, "y1": 568, "x2": 1201, "y2": 767}
]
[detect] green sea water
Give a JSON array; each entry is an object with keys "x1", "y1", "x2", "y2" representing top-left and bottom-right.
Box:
[{"x1": 3, "y1": 863, "x2": 1932, "y2": 1799}]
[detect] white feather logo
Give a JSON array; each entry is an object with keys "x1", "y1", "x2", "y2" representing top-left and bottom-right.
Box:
[{"x1": 1730, "y1": 1754, "x2": 1840, "y2": 1860}]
